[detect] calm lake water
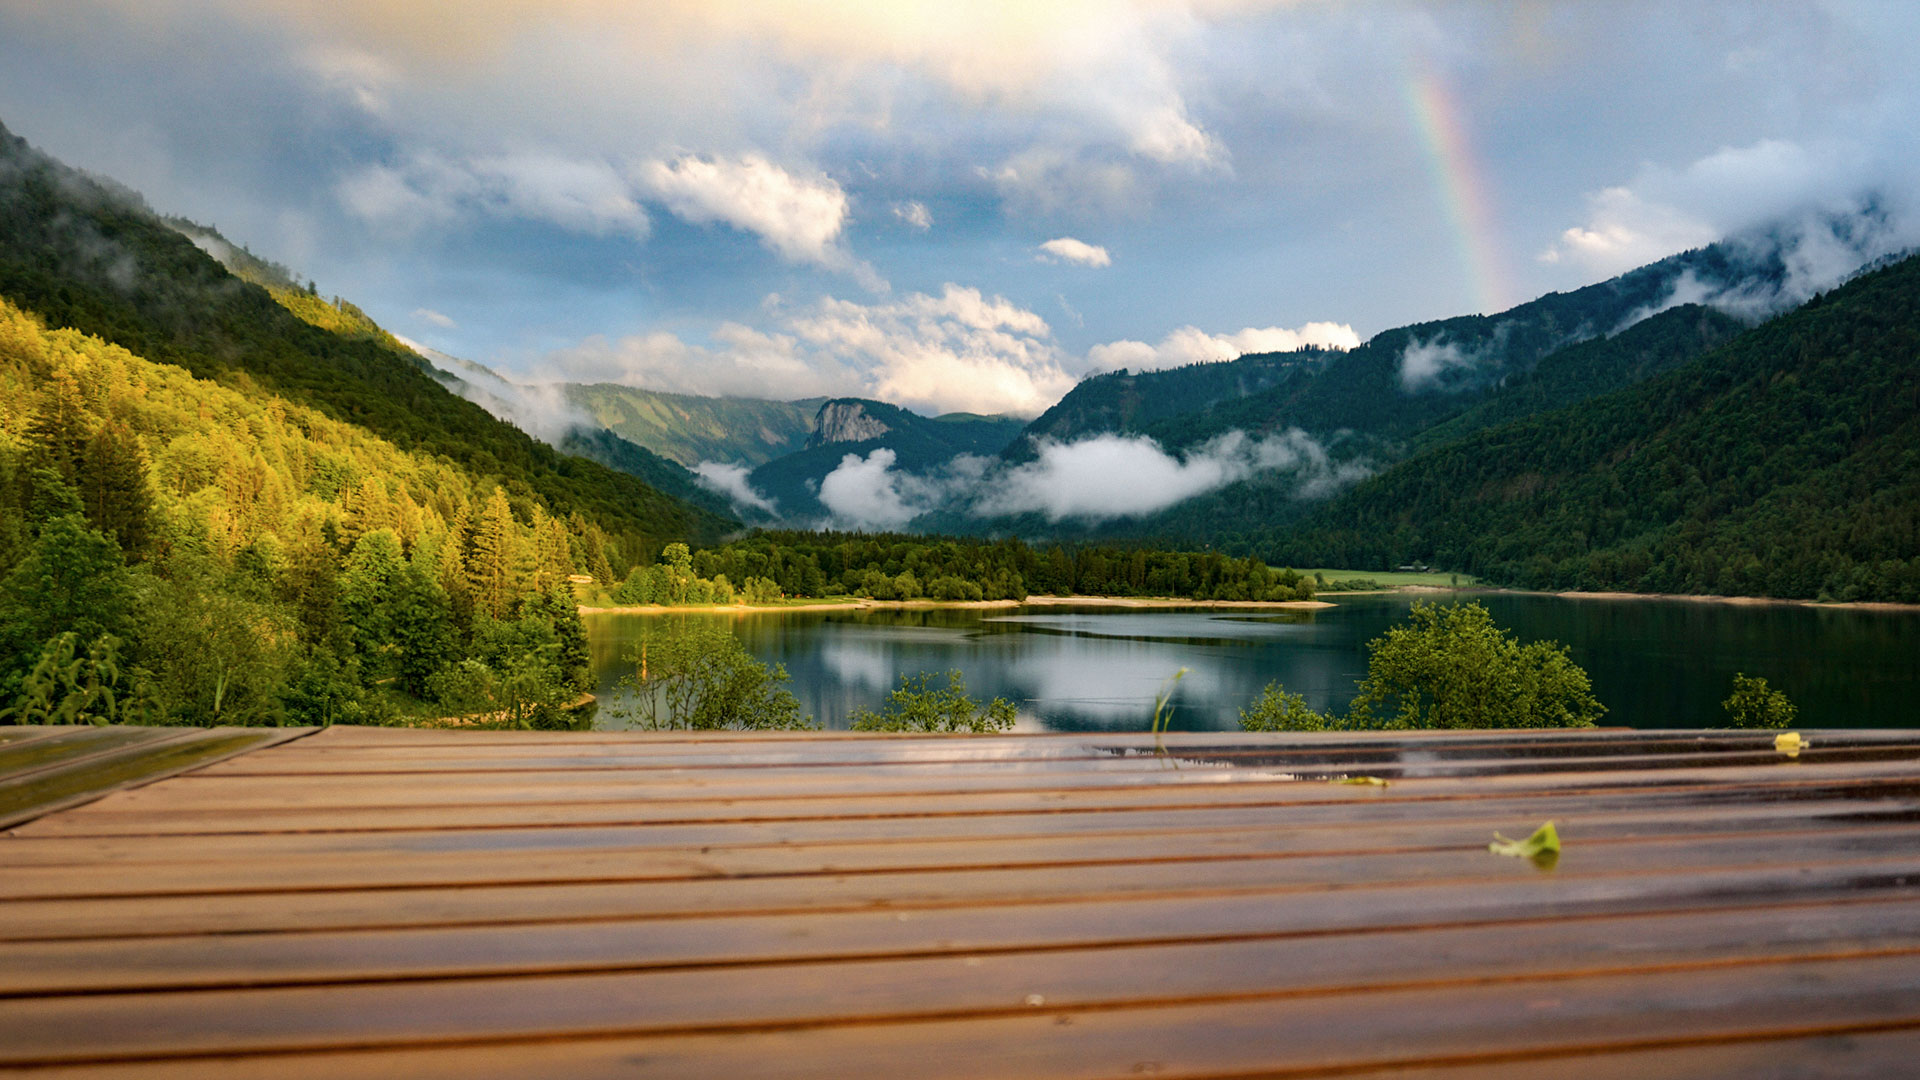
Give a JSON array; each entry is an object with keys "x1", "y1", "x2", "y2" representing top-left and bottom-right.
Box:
[{"x1": 584, "y1": 592, "x2": 1920, "y2": 731}]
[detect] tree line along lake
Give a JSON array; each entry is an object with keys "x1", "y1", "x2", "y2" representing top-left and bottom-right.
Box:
[{"x1": 583, "y1": 591, "x2": 1920, "y2": 732}]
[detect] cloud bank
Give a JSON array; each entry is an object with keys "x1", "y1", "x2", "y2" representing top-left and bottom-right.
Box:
[
  {"x1": 1088, "y1": 322, "x2": 1360, "y2": 373},
  {"x1": 814, "y1": 427, "x2": 1368, "y2": 529}
]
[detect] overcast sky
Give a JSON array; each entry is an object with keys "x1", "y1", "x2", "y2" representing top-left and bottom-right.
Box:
[{"x1": 2, "y1": 1, "x2": 1916, "y2": 415}]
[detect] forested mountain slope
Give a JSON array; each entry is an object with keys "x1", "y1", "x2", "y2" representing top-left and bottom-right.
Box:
[
  {"x1": 0, "y1": 120, "x2": 732, "y2": 552},
  {"x1": 1274, "y1": 252, "x2": 1920, "y2": 602},
  {"x1": 564, "y1": 383, "x2": 821, "y2": 468}
]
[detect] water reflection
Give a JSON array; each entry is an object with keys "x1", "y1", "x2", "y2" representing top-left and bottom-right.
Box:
[{"x1": 584, "y1": 593, "x2": 1920, "y2": 732}]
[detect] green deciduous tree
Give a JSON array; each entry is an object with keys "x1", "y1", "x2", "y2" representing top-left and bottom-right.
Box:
[
  {"x1": 1346, "y1": 601, "x2": 1604, "y2": 729},
  {"x1": 1722, "y1": 673, "x2": 1797, "y2": 729},
  {"x1": 1238, "y1": 682, "x2": 1333, "y2": 732},
  {"x1": 849, "y1": 670, "x2": 1017, "y2": 733},
  {"x1": 618, "y1": 622, "x2": 811, "y2": 730}
]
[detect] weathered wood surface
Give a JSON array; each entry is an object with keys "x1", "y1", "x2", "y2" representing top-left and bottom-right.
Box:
[{"x1": 4, "y1": 724, "x2": 1919, "y2": 1077}]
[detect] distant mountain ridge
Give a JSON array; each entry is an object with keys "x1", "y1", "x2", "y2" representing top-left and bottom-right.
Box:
[
  {"x1": 749, "y1": 398, "x2": 1026, "y2": 521},
  {"x1": 563, "y1": 383, "x2": 823, "y2": 468}
]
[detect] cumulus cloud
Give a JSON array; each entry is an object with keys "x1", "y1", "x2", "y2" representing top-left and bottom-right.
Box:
[
  {"x1": 541, "y1": 283, "x2": 1074, "y2": 416},
  {"x1": 1087, "y1": 322, "x2": 1360, "y2": 373},
  {"x1": 692, "y1": 461, "x2": 777, "y2": 516},
  {"x1": 816, "y1": 448, "x2": 971, "y2": 530},
  {"x1": 413, "y1": 307, "x2": 456, "y2": 328},
  {"x1": 892, "y1": 200, "x2": 932, "y2": 229},
  {"x1": 642, "y1": 153, "x2": 854, "y2": 269},
  {"x1": 337, "y1": 151, "x2": 650, "y2": 238},
  {"x1": 404, "y1": 339, "x2": 597, "y2": 443},
  {"x1": 1037, "y1": 236, "x2": 1112, "y2": 267},
  {"x1": 975, "y1": 429, "x2": 1366, "y2": 523}
]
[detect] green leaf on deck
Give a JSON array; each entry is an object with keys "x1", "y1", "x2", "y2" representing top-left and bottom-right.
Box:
[{"x1": 1489, "y1": 820, "x2": 1560, "y2": 859}]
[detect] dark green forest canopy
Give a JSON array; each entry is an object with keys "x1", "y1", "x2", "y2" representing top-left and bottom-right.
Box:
[
  {"x1": 1275, "y1": 251, "x2": 1920, "y2": 602},
  {"x1": 0, "y1": 120, "x2": 732, "y2": 554},
  {"x1": 691, "y1": 531, "x2": 1316, "y2": 603}
]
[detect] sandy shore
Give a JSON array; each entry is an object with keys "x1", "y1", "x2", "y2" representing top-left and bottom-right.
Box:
[
  {"x1": 1546, "y1": 589, "x2": 1920, "y2": 613},
  {"x1": 581, "y1": 594, "x2": 1335, "y2": 616}
]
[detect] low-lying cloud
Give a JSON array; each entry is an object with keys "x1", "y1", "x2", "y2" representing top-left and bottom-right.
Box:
[
  {"x1": 1397, "y1": 337, "x2": 1480, "y2": 392},
  {"x1": 979, "y1": 430, "x2": 1365, "y2": 522},
  {"x1": 813, "y1": 428, "x2": 1367, "y2": 530},
  {"x1": 691, "y1": 461, "x2": 777, "y2": 516}
]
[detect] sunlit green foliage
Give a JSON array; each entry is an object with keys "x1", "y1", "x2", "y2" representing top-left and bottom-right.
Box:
[
  {"x1": 617, "y1": 622, "x2": 812, "y2": 731},
  {"x1": 849, "y1": 670, "x2": 1017, "y2": 733},
  {"x1": 1723, "y1": 673, "x2": 1797, "y2": 729},
  {"x1": 1238, "y1": 682, "x2": 1333, "y2": 731}
]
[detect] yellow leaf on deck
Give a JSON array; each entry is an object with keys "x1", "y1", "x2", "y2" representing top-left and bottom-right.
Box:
[
  {"x1": 1774, "y1": 732, "x2": 1805, "y2": 757},
  {"x1": 1334, "y1": 776, "x2": 1389, "y2": 787},
  {"x1": 1489, "y1": 820, "x2": 1560, "y2": 859}
]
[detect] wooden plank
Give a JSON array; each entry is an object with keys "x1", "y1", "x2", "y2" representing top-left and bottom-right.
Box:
[
  {"x1": 21, "y1": 1026, "x2": 1920, "y2": 1080},
  {"x1": 210, "y1": 730, "x2": 1914, "y2": 768},
  {"x1": 6, "y1": 949, "x2": 1920, "y2": 1074},
  {"x1": 4, "y1": 851, "x2": 1916, "y2": 944},
  {"x1": 4, "y1": 879, "x2": 1917, "y2": 998},
  {"x1": 8, "y1": 819, "x2": 1920, "y2": 901},
  {"x1": 0, "y1": 729, "x2": 312, "y2": 831},
  {"x1": 24, "y1": 769, "x2": 1920, "y2": 839},
  {"x1": 6, "y1": 795, "x2": 1905, "y2": 867}
]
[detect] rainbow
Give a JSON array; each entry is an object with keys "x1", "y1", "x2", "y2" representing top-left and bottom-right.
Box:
[{"x1": 1404, "y1": 61, "x2": 1509, "y2": 315}]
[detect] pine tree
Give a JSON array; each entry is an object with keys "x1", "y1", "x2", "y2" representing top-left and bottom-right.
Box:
[
  {"x1": 79, "y1": 421, "x2": 153, "y2": 558},
  {"x1": 466, "y1": 489, "x2": 520, "y2": 620},
  {"x1": 25, "y1": 373, "x2": 91, "y2": 482}
]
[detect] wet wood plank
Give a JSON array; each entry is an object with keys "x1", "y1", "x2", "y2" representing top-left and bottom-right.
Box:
[{"x1": 5, "y1": 723, "x2": 1919, "y2": 1076}]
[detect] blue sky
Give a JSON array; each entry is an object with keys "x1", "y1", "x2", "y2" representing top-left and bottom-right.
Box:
[{"x1": 2, "y1": 1, "x2": 1917, "y2": 415}]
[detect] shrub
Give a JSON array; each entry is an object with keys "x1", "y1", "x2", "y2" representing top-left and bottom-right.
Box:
[
  {"x1": 1345, "y1": 601, "x2": 1604, "y2": 729},
  {"x1": 1723, "y1": 673, "x2": 1797, "y2": 729},
  {"x1": 850, "y1": 670, "x2": 1017, "y2": 733},
  {"x1": 1238, "y1": 682, "x2": 1333, "y2": 731}
]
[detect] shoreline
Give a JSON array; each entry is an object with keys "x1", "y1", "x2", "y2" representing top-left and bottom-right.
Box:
[
  {"x1": 1541, "y1": 588, "x2": 1920, "y2": 613},
  {"x1": 580, "y1": 594, "x2": 1336, "y2": 616}
]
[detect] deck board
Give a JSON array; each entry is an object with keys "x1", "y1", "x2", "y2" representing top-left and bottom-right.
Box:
[{"x1": 4, "y1": 723, "x2": 1919, "y2": 1076}]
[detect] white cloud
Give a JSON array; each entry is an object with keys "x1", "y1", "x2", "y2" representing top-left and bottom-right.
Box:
[
  {"x1": 641, "y1": 153, "x2": 852, "y2": 269},
  {"x1": 975, "y1": 429, "x2": 1366, "y2": 522},
  {"x1": 692, "y1": 461, "x2": 777, "y2": 515},
  {"x1": 1397, "y1": 338, "x2": 1477, "y2": 392},
  {"x1": 336, "y1": 151, "x2": 649, "y2": 238},
  {"x1": 817, "y1": 448, "x2": 921, "y2": 530},
  {"x1": 1087, "y1": 322, "x2": 1360, "y2": 372},
  {"x1": 413, "y1": 307, "x2": 456, "y2": 328},
  {"x1": 1037, "y1": 236, "x2": 1112, "y2": 267},
  {"x1": 541, "y1": 284, "x2": 1073, "y2": 416},
  {"x1": 892, "y1": 200, "x2": 932, "y2": 229},
  {"x1": 1539, "y1": 138, "x2": 1890, "y2": 276}
]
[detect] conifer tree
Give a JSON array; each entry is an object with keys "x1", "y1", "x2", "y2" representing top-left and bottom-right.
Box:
[
  {"x1": 25, "y1": 373, "x2": 90, "y2": 482},
  {"x1": 466, "y1": 489, "x2": 520, "y2": 620},
  {"x1": 79, "y1": 420, "x2": 153, "y2": 558}
]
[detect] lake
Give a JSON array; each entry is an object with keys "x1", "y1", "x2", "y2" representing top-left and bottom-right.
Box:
[{"x1": 583, "y1": 591, "x2": 1920, "y2": 731}]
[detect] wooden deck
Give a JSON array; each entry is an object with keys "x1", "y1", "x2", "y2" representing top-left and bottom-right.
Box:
[{"x1": 4, "y1": 724, "x2": 1920, "y2": 1077}]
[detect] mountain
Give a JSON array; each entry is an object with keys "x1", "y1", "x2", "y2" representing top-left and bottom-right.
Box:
[
  {"x1": 749, "y1": 399, "x2": 1026, "y2": 521},
  {"x1": 0, "y1": 119, "x2": 732, "y2": 553},
  {"x1": 563, "y1": 383, "x2": 822, "y2": 468},
  {"x1": 1007, "y1": 348, "x2": 1335, "y2": 460},
  {"x1": 1272, "y1": 250, "x2": 1920, "y2": 602}
]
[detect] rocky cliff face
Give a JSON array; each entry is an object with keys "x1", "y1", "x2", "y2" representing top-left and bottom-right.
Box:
[{"x1": 806, "y1": 400, "x2": 892, "y2": 446}]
